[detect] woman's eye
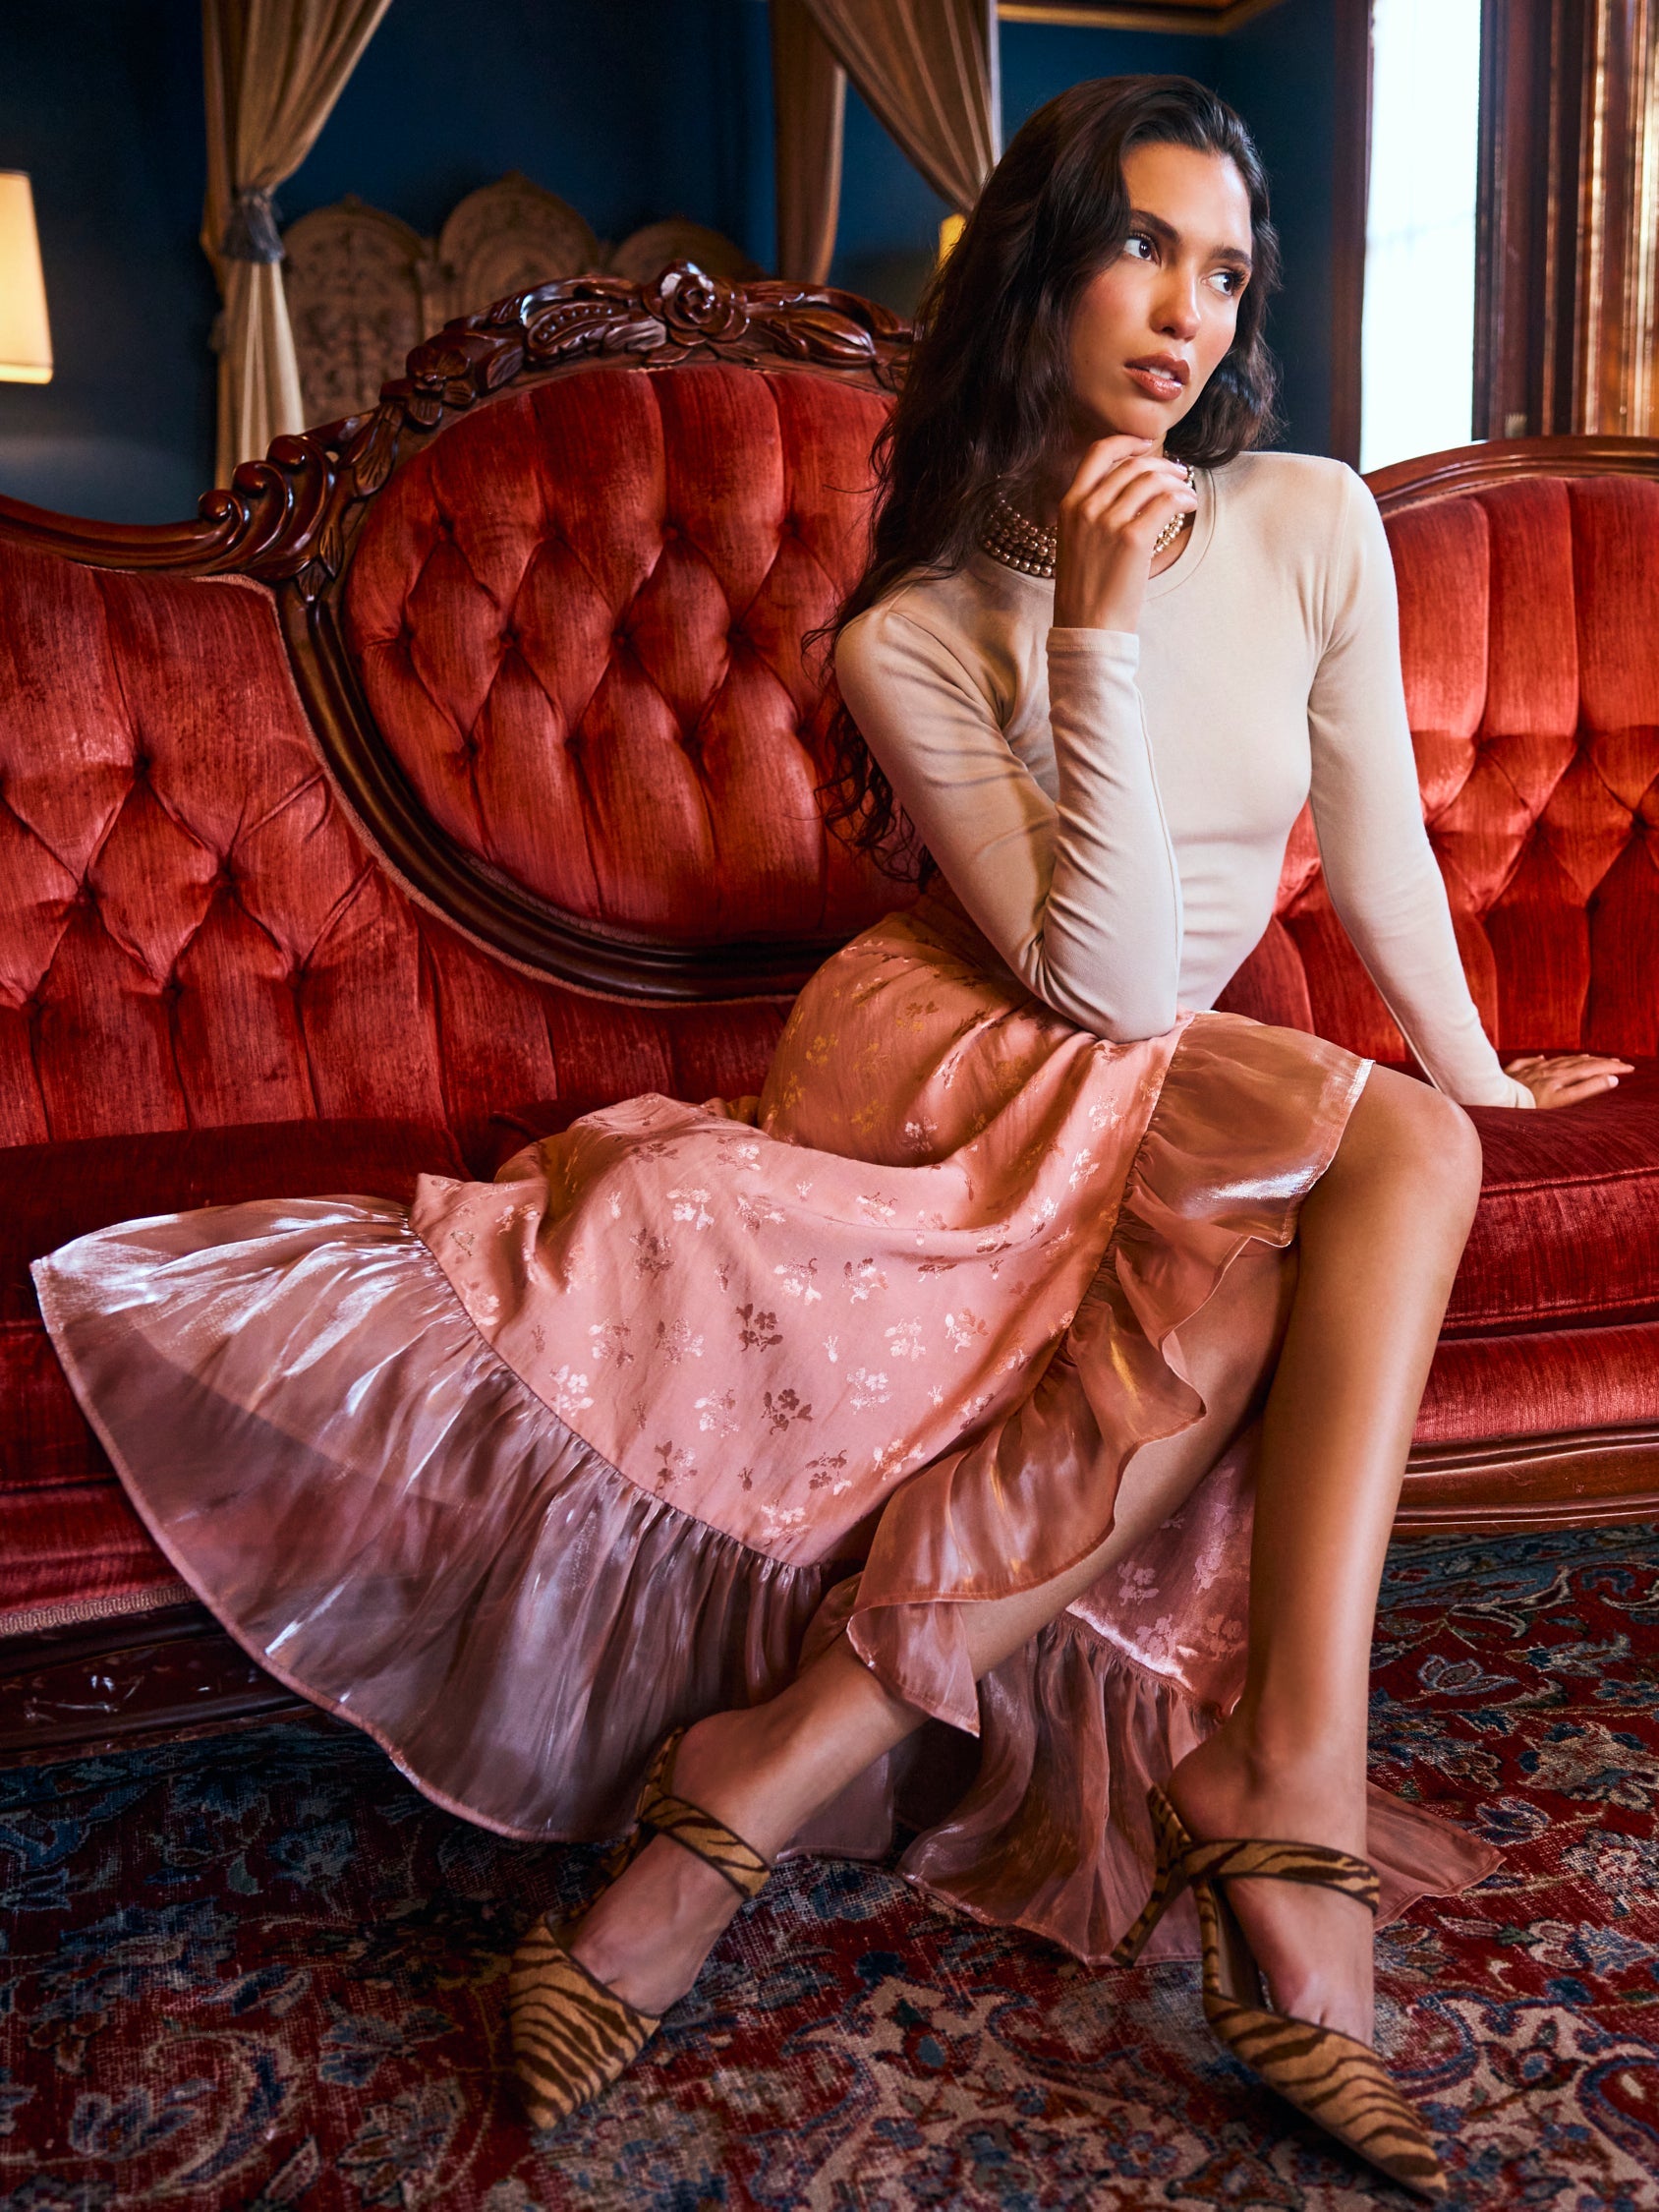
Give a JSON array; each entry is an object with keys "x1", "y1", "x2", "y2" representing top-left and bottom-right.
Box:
[
  {"x1": 1124, "y1": 232, "x2": 1155, "y2": 262},
  {"x1": 1210, "y1": 269, "x2": 1244, "y2": 297}
]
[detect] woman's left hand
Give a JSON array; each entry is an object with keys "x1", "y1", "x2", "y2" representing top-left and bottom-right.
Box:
[{"x1": 1504, "y1": 1052, "x2": 1633, "y2": 1108}]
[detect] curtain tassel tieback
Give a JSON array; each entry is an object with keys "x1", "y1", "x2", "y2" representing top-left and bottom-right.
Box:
[{"x1": 220, "y1": 186, "x2": 284, "y2": 264}]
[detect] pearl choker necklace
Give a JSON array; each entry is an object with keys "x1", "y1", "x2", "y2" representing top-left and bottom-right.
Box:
[{"x1": 978, "y1": 478, "x2": 1195, "y2": 579}]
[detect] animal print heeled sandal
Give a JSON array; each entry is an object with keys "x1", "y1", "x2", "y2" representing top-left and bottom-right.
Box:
[
  {"x1": 1114, "y1": 1783, "x2": 1447, "y2": 2199},
  {"x1": 508, "y1": 1726, "x2": 772, "y2": 2130}
]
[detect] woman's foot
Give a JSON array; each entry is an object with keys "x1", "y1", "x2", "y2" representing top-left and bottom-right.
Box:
[
  {"x1": 564, "y1": 1709, "x2": 790, "y2": 2017},
  {"x1": 1163, "y1": 1720, "x2": 1376, "y2": 2045}
]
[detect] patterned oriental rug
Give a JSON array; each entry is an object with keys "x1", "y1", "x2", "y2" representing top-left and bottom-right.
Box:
[{"x1": 4, "y1": 1524, "x2": 1659, "y2": 2211}]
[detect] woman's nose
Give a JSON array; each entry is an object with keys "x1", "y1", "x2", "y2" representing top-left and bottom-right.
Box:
[{"x1": 1156, "y1": 276, "x2": 1202, "y2": 339}]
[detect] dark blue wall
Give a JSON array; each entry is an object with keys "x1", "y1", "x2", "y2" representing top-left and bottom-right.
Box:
[
  {"x1": 1222, "y1": 0, "x2": 1337, "y2": 463},
  {"x1": 0, "y1": 0, "x2": 1340, "y2": 522},
  {"x1": 0, "y1": 0, "x2": 215, "y2": 522},
  {"x1": 289, "y1": 0, "x2": 772, "y2": 255}
]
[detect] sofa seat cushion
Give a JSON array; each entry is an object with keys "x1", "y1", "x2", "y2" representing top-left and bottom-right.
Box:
[
  {"x1": 1418, "y1": 1317, "x2": 1659, "y2": 1450},
  {"x1": 0, "y1": 1118, "x2": 465, "y2": 1636},
  {"x1": 1449, "y1": 1058, "x2": 1659, "y2": 1336}
]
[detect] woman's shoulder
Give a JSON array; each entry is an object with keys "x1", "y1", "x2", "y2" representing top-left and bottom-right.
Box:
[
  {"x1": 1216, "y1": 446, "x2": 1363, "y2": 517},
  {"x1": 836, "y1": 557, "x2": 1032, "y2": 690},
  {"x1": 1213, "y1": 449, "x2": 1381, "y2": 574}
]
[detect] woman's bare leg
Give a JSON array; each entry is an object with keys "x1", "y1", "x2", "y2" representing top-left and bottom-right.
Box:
[
  {"x1": 1161, "y1": 1067, "x2": 1481, "y2": 2040},
  {"x1": 568, "y1": 1068, "x2": 1481, "y2": 2032}
]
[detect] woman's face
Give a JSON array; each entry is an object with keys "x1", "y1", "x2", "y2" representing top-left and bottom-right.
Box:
[{"x1": 1067, "y1": 142, "x2": 1255, "y2": 447}]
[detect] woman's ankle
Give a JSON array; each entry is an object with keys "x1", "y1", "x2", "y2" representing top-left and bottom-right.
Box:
[
  {"x1": 1169, "y1": 1717, "x2": 1367, "y2": 1847},
  {"x1": 674, "y1": 1703, "x2": 821, "y2": 1862},
  {"x1": 566, "y1": 1830, "x2": 747, "y2": 2014},
  {"x1": 677, "y1": 1645, "x2": 922, "y2": 1863}
]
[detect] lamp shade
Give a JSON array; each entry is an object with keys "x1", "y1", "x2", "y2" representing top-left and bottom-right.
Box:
[{"x1": 0, "y1": 172, "x2": 52, "y2": 384}]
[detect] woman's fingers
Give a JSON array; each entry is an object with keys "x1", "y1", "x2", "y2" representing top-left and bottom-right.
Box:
[
  {"x1": 1075, "y1": 452, "x2": 1188, "y2": 509},
  {"x1": 1504, "y1": 1051, "x2": 1635, "y2": 1108},
  {"x1": 1086, "y1": 466, "x2": 1190, "y2": 520},
  {"x1": 1063, "y1": 440, "x2": 1189, "y2": 518},
  {"x1": 1503, "y1": 1053, "x2": 1632, "y2": 1078},
  {"x1": 1098, "y1": 468, "x2": 1196, "y2": 537},
  {"x1": 1541, "y1": 1076, "x2": 1623, "y2": 1106},
  {"x1": 1073, "y1": 461, "x2": 1194, "y2": 547},
  {"x1": 1052, "y1": 440, "x2": 1194, "y2": 629},
  {"x1": 1061, "y1": 435, "x2": 1154, "y2": 504}
]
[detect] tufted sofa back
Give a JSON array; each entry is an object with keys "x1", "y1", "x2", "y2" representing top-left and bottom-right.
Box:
[
  {"x1": 1228, "y1": 469, "x2": 1659, "y2": 1057},
  {"x1": 341, "y1": 363, "x2": 894, "y2": 946}
]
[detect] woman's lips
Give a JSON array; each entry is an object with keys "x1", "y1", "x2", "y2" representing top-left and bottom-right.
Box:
[{"x1": 1124, "y1": 362, "x2": 1187, "y2": 402}]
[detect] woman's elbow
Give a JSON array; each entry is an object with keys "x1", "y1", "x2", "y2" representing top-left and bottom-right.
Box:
[
  {"x1": 1042, "y1": 971, "x2": 1180, "y2": 1043},
  {"x1": 1094, "y1": 1000, "x2": 1181, "y2": 1045}
]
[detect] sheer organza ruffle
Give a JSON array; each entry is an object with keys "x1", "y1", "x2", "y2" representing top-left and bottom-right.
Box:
[
  {"x1": 840, "y1": 1012, "x2": 1371, "y2": 1735},
  {"x1": 890, "y1": 1603, "x2": 1498, "y2": 1964},
  {"x1": 34, "y1": 1201, "x2": 832, "y2": 1841}
]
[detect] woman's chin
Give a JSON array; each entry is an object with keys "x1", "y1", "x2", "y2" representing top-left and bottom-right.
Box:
[{"x1": 1083, "y1": 394, "x2": 1185, "y2": 445}]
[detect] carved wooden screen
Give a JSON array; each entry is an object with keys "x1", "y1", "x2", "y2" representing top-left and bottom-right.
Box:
[{"x1": 283, "y1": 177, "x2": 762, "y2": 423}]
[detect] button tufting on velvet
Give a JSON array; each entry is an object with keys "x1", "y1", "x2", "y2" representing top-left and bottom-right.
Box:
[{"x1": 341, "y1": 361, "x2": 899, "y2": 944}]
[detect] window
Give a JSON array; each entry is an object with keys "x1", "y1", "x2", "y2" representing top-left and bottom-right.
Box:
[{"x1": 1359, "y1": 0, "x2": 1484, "y2": 471}]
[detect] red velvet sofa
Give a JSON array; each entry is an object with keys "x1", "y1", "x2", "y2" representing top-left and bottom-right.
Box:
[{"x1": 1, "y1": 266, "x2": 1656, "y2": 1764}]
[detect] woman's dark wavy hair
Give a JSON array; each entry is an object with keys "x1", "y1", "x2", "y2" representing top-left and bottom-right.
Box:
[{"x1": 819, "y1": 74, "x2": 1281, "y2": 879}]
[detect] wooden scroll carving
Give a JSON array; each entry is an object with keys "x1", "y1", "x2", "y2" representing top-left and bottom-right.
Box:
[
  {"x1": 0, "y1": 264, "x2": 907, "y2": 590},
  {"x1": 282, "y1": 176, "x2": 763, "y2": 424}
]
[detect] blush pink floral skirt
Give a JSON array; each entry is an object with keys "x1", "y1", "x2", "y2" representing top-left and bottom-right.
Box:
[{"x1": 34, "y1": 891, "x2": 1494, "y2": 1961}]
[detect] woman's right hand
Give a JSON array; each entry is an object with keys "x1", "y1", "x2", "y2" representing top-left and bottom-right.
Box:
[
  {"x1": 1052, "y1": 435, "x2": 1198, "y2": 634},
  {"x1": 1504, "y1": 1052, "x2": 1632, "y2": 1108}
]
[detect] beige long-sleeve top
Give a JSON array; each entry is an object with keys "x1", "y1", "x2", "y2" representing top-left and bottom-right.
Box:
[{"x1": 836, "y1": 449, "x2": 1530, "y2": 1109}]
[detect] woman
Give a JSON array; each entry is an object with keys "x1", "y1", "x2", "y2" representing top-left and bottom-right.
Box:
[{"x1": 35, "y1": 76, "x2": 1625, "y2": 2197}]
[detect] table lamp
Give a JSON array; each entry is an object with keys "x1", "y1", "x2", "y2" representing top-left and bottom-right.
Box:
[{"x1": 0, "y1": 172, "x2": 53, "y2": 384}]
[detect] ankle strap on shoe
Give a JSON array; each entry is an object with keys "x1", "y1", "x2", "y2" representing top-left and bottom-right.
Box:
[
  {"x1": 639, "y1": 1731, "x2": 772, "y2": 1900},
  {"x1": 1179, "y1": 1834, "x2": 1380, "y2": 1912}
]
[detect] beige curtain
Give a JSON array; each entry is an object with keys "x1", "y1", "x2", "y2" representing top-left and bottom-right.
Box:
[
  {"x1": 797, "y1": 0, "x2": 1000, "y2": 216},
  {"x1": 772, "y1": 0, "x2": 846, "y2": 286},
  {"x1": 202, "y1": 0, "x2": 394, "y2": 482}
]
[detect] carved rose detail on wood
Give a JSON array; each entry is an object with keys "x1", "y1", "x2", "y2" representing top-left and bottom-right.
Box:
[{"x1": 472, "y1": 265, "x2": 908, "y2": 392}]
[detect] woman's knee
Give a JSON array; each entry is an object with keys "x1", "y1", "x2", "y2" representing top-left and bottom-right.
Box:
[{"x1": 1335, "y1": 1067, "x2": 1484, "y2": 1225}]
